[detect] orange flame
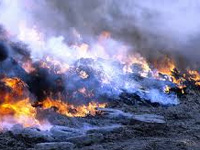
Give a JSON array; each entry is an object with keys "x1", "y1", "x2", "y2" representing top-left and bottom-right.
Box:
[
  {"x1": 156, "y1": 58, "x2": 176, "y2": 75},
  {"x1": 0, "y1": 77, "x2": 39, "y2": 129},
  {"x1": 0, "y1": 77, "x2": 106, "y2": 129},
  {"x1": 0, "y1": 98, "x2": 39, "y2": 128},
  {"x1": 22, "y1": 60, "x2": 36, "y2": 73},
  {"x1": 187, "y1": 70, "x2": 200, "y2": 86},
  {"x1": 39, "y1": 98, "x2": 106, "y2": 117}
]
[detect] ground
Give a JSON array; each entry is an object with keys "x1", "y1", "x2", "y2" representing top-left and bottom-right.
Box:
[{"x1": 1, "y1": 89, "x2": 200, "y2": 150}]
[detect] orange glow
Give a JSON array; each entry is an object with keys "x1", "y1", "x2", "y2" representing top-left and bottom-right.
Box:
[
  {"x1": 39, "y1": 98, "x2": 106, "y2": 117},
  {"x1": 1, "y1": 77, "x2": 27, "y2": 96},
  {"x1": 164, "y1": 85, "x2": 170, "y2": 93},
  {"x1": 2, "y1": 22, "x2": 200, "y2": 131},
  {"x1": 188, "y1": 70, "x2": 200, "y2": 86},
  {"x1": 79, "y1": 70, "x2": 89, "y2": 79},
  {"x1": 0, "y1": 77, "x2": 39, "y2": 128},
  {"x1": 153, "y1": 57, "x2": 186, "y2": 89},
  {"x1": 40, "y1": 56, "x2": 70, "y2": 74},
  {"x1": 22, "y1": 60, "x2": 36, "y2": 73},
  {"x1": 0, "y1": 77, "x2": 106, "y2": 129},
  {"x1": 154, "y1": 56, "x2": 176, "y2": 76},
  {"x1": 78, "y1": 43, "x2": 89, "y2": 56},
  {"x1": 0, "y1": 98, "x2": 39, "y2": 128},
  {"x1": 99, "y1": 31, "x2": 111, "y2": 41},
  {"x1": 114, "y1": 53, "x2": 151, "y2": 77}
]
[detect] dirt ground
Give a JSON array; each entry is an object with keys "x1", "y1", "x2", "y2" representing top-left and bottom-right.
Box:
[{"x1": 1, "y1": 89, "x2": 200, "y2": 150}]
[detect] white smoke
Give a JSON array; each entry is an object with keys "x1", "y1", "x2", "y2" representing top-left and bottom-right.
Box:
[
  {"x1": 1, "y1": 0, "x2": 200, "y2": 65},
  {"x1": 31, "y1": 0, "x2": 200, "y2": 67},
  {"x1": 1, "y1": 0, "x2": 195, "y2": 105}
]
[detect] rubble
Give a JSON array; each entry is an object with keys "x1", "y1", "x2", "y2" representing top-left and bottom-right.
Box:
[
  {"x1": 11, "y1": 125, "x2": 53, "y2": 143},
  {"x1": 0, "y1": 90, "x2": 200, "y2": 150},
  {"x1": 86, "y1": 125, "x2": 123, "y2": 134},
  {"x1": 34, "y1": 142, "x2": 75, "y2": 150},
  {"x1": 99, "y1": 108, "x2": 166, "y2": 124},
  {"x1": 65, "y1": 133, "x2": 104, "y2": 147},
  {"x1": 50, "y1": 126, "x2": 83, "y2": 141}
]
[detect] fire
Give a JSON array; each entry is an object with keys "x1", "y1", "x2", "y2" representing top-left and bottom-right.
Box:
[
  {"x1": 22, "y1": 60, "x2": 36, "y2": 73},
  {"x1": 0, "y1": 77, "x2": 106, "y2": 129},
  {"x1": 0, "y1": 98, "x2": 39, "y2": 128},
  {"x1": 164, "y1": 85, "x2": 170, "y2": 93},
  {"x1": 77, "y1": 43, "x2": 89, "y2": 58},
  {"x1": 153, "y1": 57, "x2": 186, "y2": 88},
  {"x1": 0, "y1": 77, "x2": 40, "y2": 129},
  {"x1": 99, "y1": 31, "x2": 111, "y2": 42},
  {"x1": 1, "y1": 21, "x2": 200, "y2": 130},
  {"x1": 41, "y1": 56, "x2": 70, "y2": 74},
  {"x1": 79, "y1": 70, "x2": 89, "y2": 79},
  {"x1": 187, "y1": 70, "x2": 200, "y2": 85},
  {"x1": 39, "y1": 98, "x2": 106, "y2": 117},
  {"x1": 1, "y1": 77, "x2": 28, "y2": 98},
  {"x1": 154, "y1": 56, "x2": 176, "y2": 76},
  {"x1": 122, "y1": 54, "x2": 151, "y2": 77}
]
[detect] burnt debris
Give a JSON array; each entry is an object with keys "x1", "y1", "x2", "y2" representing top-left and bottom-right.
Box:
[{"x1": 0, "y1": 42, "x2": 9, "y2": 61}]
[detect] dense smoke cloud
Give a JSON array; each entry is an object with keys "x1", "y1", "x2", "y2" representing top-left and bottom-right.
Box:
[
  {"x1": 25, "y1": 0, "x2": 200, "y2": 70},
  {"x1": 0, "y1": 0, "x2": 200, "y2": 69}
]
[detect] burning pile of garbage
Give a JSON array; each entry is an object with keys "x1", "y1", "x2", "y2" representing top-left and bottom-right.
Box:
[{"x1": 0, "y1": 24, "x2": 199, "y2": 130}]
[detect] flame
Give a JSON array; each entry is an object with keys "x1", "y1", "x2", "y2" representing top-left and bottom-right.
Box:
[
  {"x1": 39, "y1": 56, "x2": 70, "y2": 74},
  {"x1": 164, "y1": 85, "x2": 170, "y2": 93},
  {"x1": 114, "y1": 52, "x2": 151, "y2": 77},
  {"x1": 123, "y1": 54, "x2": 151, "y2": 77},
  {"x1": 0, "y1": 98, "x2": 39, "y2": 128},
  {"x1": 1, "y1": 77, "x2": 27, "y2": 96},
  {"x1": 99, "y1": 31, "x2": 111, "y2": 42},
  {"x1": 2, "y1": 21, "x2": 200, "y2": 130},
  {"x1": 77, "y1": 43, "x2": 89, "y2": 58},
  {"x1": 0, "y1": 77, "x2": 40, "y2": 129},
  {"x1": 187, "y1": 70, "x2": 200, "y2": 86},
  {"x1": 153, "y1": 57, "x2": 186, "y2": 89},
  {"x1": 154, "y1": 56, "x2": 176, "y2": 76},
  {"x1": 79, "y1": 70, "x2": 89, "y2": 79},
  {"x1": 22, "y1": 60, "x2": 36, "y2": 73},
  {"x1": 15, "y1": 23, "x2": 200, "y2": 87},
  {"x1": 39, "y1": 98, "x2": 106, "y2": 117},
  {"x1": 0, "y1": 77, "x2": 106, "y2": 129}
]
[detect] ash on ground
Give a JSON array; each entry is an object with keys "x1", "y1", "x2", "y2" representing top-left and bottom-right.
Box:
[{"x1": 1, "y1": 88, "x2": 200, "y2": 150}]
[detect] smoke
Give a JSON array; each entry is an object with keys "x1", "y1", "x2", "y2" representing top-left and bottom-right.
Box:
[
  {"x1": 28, "y1": 0, "x2": 200, "y2": 69},
  {"x1": 0, "y1": 0, "x2": 200, "y2": 69},
  {"x1": 0, "y1": 0, "x2": 198, "y2": 106}
]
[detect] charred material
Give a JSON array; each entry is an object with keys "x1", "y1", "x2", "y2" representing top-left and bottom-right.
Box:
[{"x1": 0, "y1": 42, "x2": 9, "y2": 61}]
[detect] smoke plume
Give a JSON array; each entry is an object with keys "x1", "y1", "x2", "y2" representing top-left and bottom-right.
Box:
[{"x1": 0, "y1": 0, "x2": 200, "y2": 70}]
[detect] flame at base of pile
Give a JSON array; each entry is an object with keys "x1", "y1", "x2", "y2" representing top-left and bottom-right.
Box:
[
  {"x1": 0, "y1": 98, "x2": 39, "y2": 129},
  {"x1": 39, "y1": 98, "x2": 106, "y2": 117},
  {"x1": 0, "y1": 77, "x2": 106, "y2": 130}
]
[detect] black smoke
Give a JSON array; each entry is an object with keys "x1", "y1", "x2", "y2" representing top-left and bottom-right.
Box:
[{"x1": 0, "y1": 42, "x2": 9, "y2": 61}]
